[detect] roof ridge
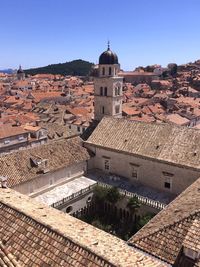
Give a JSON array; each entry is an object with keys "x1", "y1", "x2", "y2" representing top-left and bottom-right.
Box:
[
  {"x1": 0, "y1": 189, "x2": 167, "y2": 267},
  {"x1": 131, "y1": 210, "x2": 200, "y2": 244}
]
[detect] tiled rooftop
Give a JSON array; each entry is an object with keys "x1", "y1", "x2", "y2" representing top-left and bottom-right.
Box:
[
  {"x1": 0, "y1": 188, "x2": 169, "y2": 267},
  {"x1": 86, "y1": 116, "x2": 200, "y2": 170},
  {"x1": 128, "y1": 177, "x2": 200, "y2": 265},
  {"x1": 0, "y1": 136, "x2": 90, "y2": 187}
]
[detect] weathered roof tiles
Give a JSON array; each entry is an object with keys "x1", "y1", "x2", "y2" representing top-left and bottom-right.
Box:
[
  {"x1": 0, "y1": 136, "x2": 90, "y2": 187},
  {"x1": 86, "y1": 116, "x2": 200, "y2": 170},
  {"x1": 0, "y1": 188, "x2": 168, "y2": 267}
]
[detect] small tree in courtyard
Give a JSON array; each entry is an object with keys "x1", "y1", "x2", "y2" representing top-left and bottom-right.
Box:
[
  {"x1": 93, "y1": 185, "x2": 108, "y2": 202},
  {"x1": 136, "y1": 213, "x2": 155, "y2": 231},
  {"x1": 127, "y1": 196, "x2": 140, "y2": 213},
  {"x1": 106, "y1": 187, "x2": 121, "y2": 204}
]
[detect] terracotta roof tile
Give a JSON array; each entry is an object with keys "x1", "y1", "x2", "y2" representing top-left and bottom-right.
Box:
[
  {"x1": 0, "y1": 136, "x2": 90, "y2": 187},
  {"x1": 0, "y1": 125, "x2": 28, "y2": 139},
  {"x1": 128, "y1": 177, "x2": 200, "y2": 265},
  {"x1": 86, "y1": 117, "x2": 200, "y2": 170},
  {"x1": 0, "y1": 188, "x2": 168, "y2": 267}
]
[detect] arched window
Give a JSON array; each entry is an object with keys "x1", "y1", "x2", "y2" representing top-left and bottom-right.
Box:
[
  {"x1": 118, "y1": 87, "x2": 120, "y2": 95},
  {"x1": 100, "y1": 87, "x2": 103, "y2": 95},
  {"x1": 104, "y1": 87, "x2": 107, "y2": 96},
  {"x1": 109, "y1": 67, "x2": 112, "y2": 75},
  {"x1": 66, "y1": 206, "x2": 73, "y2": 213},
  {"x1": 102, "y1": 67, "x2": 105, "y2": 75},
  {"x1": 87, "y1": 196, "x2": 92, "y2": 203},
  {"x1": 115, "y1": 87, "x2": 118, "y2": 96}
]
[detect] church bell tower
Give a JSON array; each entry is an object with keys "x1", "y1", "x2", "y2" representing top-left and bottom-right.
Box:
[
  {"x1": 94, "y1": 42, "x2": 123, "y2": 121},
  {"x1": 17, "y1": 65, "x2": 25, "y2": 80}
]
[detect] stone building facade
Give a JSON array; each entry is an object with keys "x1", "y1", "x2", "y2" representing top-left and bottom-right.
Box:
[{"x1": 85, "y1": 116, "x2": 200, "y2": 196}]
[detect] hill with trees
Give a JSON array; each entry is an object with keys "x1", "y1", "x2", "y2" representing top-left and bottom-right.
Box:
[{"x1": 25, "y1": 59, "x2": 94, "y2": 76}]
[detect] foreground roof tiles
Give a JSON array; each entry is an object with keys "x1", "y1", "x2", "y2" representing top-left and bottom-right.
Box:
[
  {"x1": 0, "y1": 188, "x2": 168, "y2": 267},
  {"x1": 128, "y1": 177, "x2": 200, "y2": 265},
  {"x1": 86, "y1": 116, "x2": 200, "y2": 170}
]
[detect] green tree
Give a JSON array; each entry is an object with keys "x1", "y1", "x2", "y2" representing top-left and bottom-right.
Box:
[
  {"x1": 127, "y1": 196, "x2": 141, "y2": 213},
  {"x1": 136, "y1": 213, "x2": 155, "y2": 231},
  {"x1": 93, "y1": 185, "x2": 108, "y2": 202},
  {"x1": 106, "y1": 187, "x2": 121, "y2": 204}
]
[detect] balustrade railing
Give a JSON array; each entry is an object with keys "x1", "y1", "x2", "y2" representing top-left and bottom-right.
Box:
[
  {"x1": 97, "y1": 182, "x2": 166, "y2": 210},
  {"x1": 51, "y1": 181, "x2": 166, "y2": 210},
  {"x1": 51, "y1": 183, "x2": 96, "y2": 209}
]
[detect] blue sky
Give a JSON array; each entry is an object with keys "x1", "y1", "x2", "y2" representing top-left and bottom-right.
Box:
[{"x1": 1, "y1": 0, "x2": 200, "y2": 70}]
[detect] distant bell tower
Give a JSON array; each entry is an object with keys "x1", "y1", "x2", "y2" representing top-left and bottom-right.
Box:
[
  {"x1": 94, "y1": 42, "x2": 123, "y2": 121},
  {"x1": 17, "y1": 65, "x2": 25, "y2": 80}
]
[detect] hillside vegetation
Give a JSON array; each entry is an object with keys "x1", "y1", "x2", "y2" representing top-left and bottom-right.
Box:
[{"x1": 25, "y1": 59, "x2": 94, "y2": 76}]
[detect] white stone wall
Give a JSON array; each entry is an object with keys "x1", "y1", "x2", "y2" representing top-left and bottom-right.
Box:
[
  {"x1": 0, "y1": 133, "x2": 28, "y2": 149},
  {"x1": 59, "y1": 192, "x2": 94, "y2": 214},
  {"x1": 85, "y1": 144, "x2": 200, "y2": 195},
  {"x1": 13, "y1": 161, "x2": 87, "y2": 195}
]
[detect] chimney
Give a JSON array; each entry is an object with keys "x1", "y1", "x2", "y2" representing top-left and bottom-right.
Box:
[{"x1": 0, "y1": 176, "x2": 8, "y2": 188}]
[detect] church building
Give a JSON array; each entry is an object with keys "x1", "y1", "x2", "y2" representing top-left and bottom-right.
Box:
[
  {"x1": 17, "y1": 65, "x2": 25, "y2": 80},
  {"x1": 94, "y1": 43, "x2": 123, "y2": 121}
]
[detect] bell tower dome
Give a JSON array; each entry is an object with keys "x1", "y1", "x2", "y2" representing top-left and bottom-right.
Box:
[
  {"x1": 17, "y1": 65, "x2": 25, "y2": 80},
  {"x1": 94, "y1": 42, "x2": 123, "y2": 121}
]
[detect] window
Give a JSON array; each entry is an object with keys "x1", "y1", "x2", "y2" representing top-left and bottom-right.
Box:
[
  {"x1": 49, "y1": 179, "x2": 53, "y2": 185},
  {"x1": 131, "y1": 167, "x2": 138, "y2": 179},
  {"x1": 115, "y1": 87, "x2": 118, "y2": 96},
  {"x1": 101, "y1": 106, "x2": 105, "y2": 114},
  {"x1": 164, "y1": 177, "x2": 171, "y2": 189},
  {"x1": 66, "y1": 206, "x2": 73, "y2": 213},
  {"x1": 130, "y1": 163, "x2": 139, "y2": 179},
  {"x1": 117, "y1": 87, "x2": 120, "y2": 95},
  {"x1": 109, "y1": 67, "x2": 112, "y2": 75},
  {"x1": 163, "y1": 172, "x2": 173, "y2": 190},
  {"x1": 87, "y1": 196, "x2": 92, "y2": 203},
  {"x1": 102, "y1": 67, "x2": 105, "y2": 76},
  {"x1": 115, "y1": 105, "x2": 120, "y2": 114},
  {"x1": 100, "y1": 87, "x2": 103, "y2": 95},
  {"x1": 104, "y1": 159, "x2": 110, "y2": 171},
  {"x1": 104, "y1": 87, "x2": 107, "y2": 96},
  {"x1": 77, "y1": 126, "x2": 80, "y2": 132},
  {"x1": 69, "y1": 125, "x2": 71, "y2": 129}
]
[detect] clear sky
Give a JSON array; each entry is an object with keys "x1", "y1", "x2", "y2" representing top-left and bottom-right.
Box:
[{"x1": 1, "y1": 0, "x2": 200, "y2": 70}]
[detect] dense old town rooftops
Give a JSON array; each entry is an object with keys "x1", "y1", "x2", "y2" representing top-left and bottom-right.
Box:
[
  {"x1": 128, "y1": 177, "x2": 200, "y2": 266},
  {"x1": 86, "y1": 116, "x2": 200, "y2": 170},
  {"x1": 0, "y1": 188, "x2": 168, "y2": 267},
  {"x1": 0, "y1": 136, "x2": 90, "y2": 187},
  {"x1": 0, "y1": 125, "x2": 28, "y2": 139}
]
